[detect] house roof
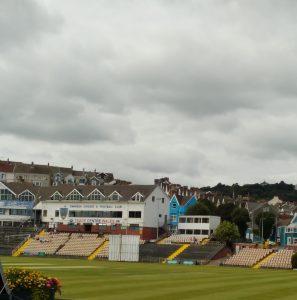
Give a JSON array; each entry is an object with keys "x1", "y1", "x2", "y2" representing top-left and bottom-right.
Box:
[
  {"x1": 0, "y1": 161, "x2": 14, "y2": 173},
  {"x1": 2, "y1": 182, "x2": 157, "y2": 202},
  {"x1": 13, "y1": 163, "x2": 50, "y2": 175},
  {"x1": 278, "y1": 217, "x2": 292, "y2": 227},
  {"x1": 173, "y1": 194, "x2": 195, "y2": 206},
  {"x1": 245, "y1": 202, "x2": 265, "y2": 212},
  {"x1": 4, "y1": 182, "x2": 43, "y2": 196}
]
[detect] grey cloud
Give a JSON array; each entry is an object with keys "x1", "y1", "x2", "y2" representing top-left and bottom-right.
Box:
[
  {"x1": 0, "y1": 0, "x2": 61, "y2": 52},
  {"x1": 1, "y1": 0, "x2": 297, "y2": 185}
]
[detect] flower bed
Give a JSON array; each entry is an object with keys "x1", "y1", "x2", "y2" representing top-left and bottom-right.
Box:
[{"x1": 4, "y1": 268, "x2": 62, "y2": 300}]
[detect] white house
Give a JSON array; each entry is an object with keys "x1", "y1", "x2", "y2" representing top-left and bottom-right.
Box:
[
  {"x1": 177, "y1": 215, "x2": 221, "y2": 239},
  {"x1": 33, "y1": 184, "x2": 170, "y2": 240}
]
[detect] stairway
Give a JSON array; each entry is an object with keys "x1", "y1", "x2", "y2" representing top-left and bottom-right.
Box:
[
  {"x1": 12, "y1": 237, "x2": 33, "y2": 257},
  {"x1": 157, "y1": 237, "x2": 167, "y2": 244},
  {"x1": 88, "y1": 240, "x2": 109, "y2": 260},
  {"x1": 12, "y1": 229, "x2": 46, "y2": 257},
  {"x1": 164, "y1": 244, "x2": 190, "y2": 262},
  {"x1": 253, "y1": 252, "x2": 276, "y2": 269}
]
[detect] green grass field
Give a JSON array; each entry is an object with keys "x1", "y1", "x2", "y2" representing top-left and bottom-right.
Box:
[{"x1": 1, "y1": 256, "x2": 296, "y2": 300}]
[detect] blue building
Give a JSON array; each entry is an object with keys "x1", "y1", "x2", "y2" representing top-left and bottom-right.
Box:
[
  {"x1": 168, "y1": 194, "x2": 198, "y2": 233},
  {"x1": 277, "y1": 213, "x2": 297, "y2": 246}
]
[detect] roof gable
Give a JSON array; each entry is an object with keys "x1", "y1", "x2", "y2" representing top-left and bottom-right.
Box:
[
  {"x1": 87, "y1": 188, "x2": 105, "y2": 198},
  {"x1": 65, "y1": 188, "x2": 83, "y2": 199},
  {"x1": 170, "y1": 194, "x2": 180, "y2": 206}
]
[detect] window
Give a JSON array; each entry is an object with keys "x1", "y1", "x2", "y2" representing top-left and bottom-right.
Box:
[
  {"x1": 194, "y1": 218, "x2": 201, "y2": 223},
  {"x1": 202, "y1": 230, "x2": 209, "y2": 235},
  {"x1": 91, "y1": 179, "x2": 97, "y2": 186},
  {"x1": 0, "y1": 208, "x2": 4, "y2": 215},
  {"x1": 132, "y1": 193, "x2": 143, "y2": 201},
  {"x1": 129, "y1": 211, "x2": 141, "y2": 218},
  {"x1": 179, "y1": 229, "x2": 185, "y2": 234},
  {"x1": 43, "y1": 210, "x2": 47, "y2": 217},
  {"x1": 88, "y1": 190, "x2": 103, "y2": 201},
  {"x1": 194, "y1": 229, "x2": 201, "y2": 235},
  {"x1": 129, "y1": 224, "x2": 139, "y2": 231},
  {"x1": 159, "y1": 214, "x2": 162, "y2": 218},
  {"x1": 152, "y1": 196, "x2": 155, "y2": 202},
  {"x1": 66, "y1": 190, "x2": 83, "y2": 200},
  {"x1": 202, "y1": 218, "x2": 209, "y2": 223},
  {"x1": 55, "y1": 210, "x2": 59, "y2": 217},
  {"x1": 18, "y1": 190, "x2": 35, "y2": 201},
  {"x1": 0, "y1": 189, "x2": 15, "y2": 201},
  {"x1": 79, "y1": 178, "x2": 86, "y2": 185},
  {"x1": 172, "y1": 203, "x2": 177, "y2": 209},
  {"x1": 186, "y1": 229, "x2": 193, "y2": 234},
  {"x1": 51, "y1": 192, "x2": 62, "y2": 200},
  {"x1": 179, "y1": 217, "x2": 186, "y2": 223},
  {"x1": 110, "y1": 192, "x2": 120, "y2": 201},
  {"x1": 187, "y1": 218, "x2": 194, "y2": 223},
  {"x1": 171, "y1": 214, "x2": 177, "y2": 222},
  {"x1": 162, "y1": 198, "x2": 164, "y2": 203}
]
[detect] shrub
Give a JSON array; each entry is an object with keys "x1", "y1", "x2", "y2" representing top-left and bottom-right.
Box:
[
  {"x1": 291, "y1": 252, "x2": 297, "y2": 269},
  {"x1": 5, "y1": 268, "x2": 62, "y2": 300}
]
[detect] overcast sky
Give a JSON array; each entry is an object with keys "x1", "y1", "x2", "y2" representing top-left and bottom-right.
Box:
[{"x1": 1, "y1": 0, "x2": 297, "y2": 187}]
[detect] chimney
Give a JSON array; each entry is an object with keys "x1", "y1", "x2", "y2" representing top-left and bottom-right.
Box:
[
  {"x1": 71, "y1": 165, "x2": 73, "y2": 170},
  {"x1": 47, "y1": 162, "x2": 49, "y2": 166}
]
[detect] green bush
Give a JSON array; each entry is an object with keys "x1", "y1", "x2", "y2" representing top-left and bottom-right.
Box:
[{"x1": 291, "y1": 253, "x2": 297, "y2": 269}]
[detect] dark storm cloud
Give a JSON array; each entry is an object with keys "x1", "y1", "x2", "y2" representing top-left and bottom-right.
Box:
[{"x1": 1, "y1": 0, "x2": 297, "y2": 185}]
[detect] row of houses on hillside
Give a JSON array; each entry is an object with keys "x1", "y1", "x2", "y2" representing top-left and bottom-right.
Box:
[{"x1": 0, "y1": 159, "x2": 131, "y2": 187}]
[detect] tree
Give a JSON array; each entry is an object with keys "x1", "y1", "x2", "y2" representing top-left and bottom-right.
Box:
[
  {"x1": 186, "y1": 203, "x2": 211, "y2": 215},
  {"x1": 199, "y1": 199, "x2": 217, "y2": 215},
  {"x1": 214, "y1": 221, "x2": 240, "y2": 246},
  {"x1": 216, "y1": 203, "x2": 236, "y2": 222},
  {"x1": 255, "y1": 212, "x2": 276, "y2": 240},
  {"x1": 231, "y1": 207, "x2": 250, "y2": 240},
  {"x1": 291, "y1": 253, "x2": 297, "y2": 269}
]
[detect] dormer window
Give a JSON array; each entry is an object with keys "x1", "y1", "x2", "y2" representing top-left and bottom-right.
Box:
[
  {"x1": 88, "y1": 189, "x2": 104, "y2": 201},
  {"x1": 172, "y1": 203, "x2": 177, "y2": 208},
  {"x1": 19, "y1": 190, "x2": 35, "y2": 201},
  {"x1": 51, "y1": 191, "x2": 62, "y2": 200},
  {"x1": 112, "y1": 194, "x2": 119, "y2": 201},
  {"x1": 79, "y1": 177, "x2": 86, "y2": 185},
  {"x1": 0, "y1": 189, "x2": 15, "y2": 201},
  {"x1": 131, "y1": 192, "x2": 144, "y2": 202},
  {"x1": 109, "y1": 191, "x2": 121, "y2": 201},
  {"x1": 66, "y1": 189, "x2": 83, "y2": 200}
]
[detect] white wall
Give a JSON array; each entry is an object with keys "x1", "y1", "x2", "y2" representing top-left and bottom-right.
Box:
[
  {"x1": 178, "y1": 216, "x2": 221, "y2": 232},
  {"x1": 37, "y1": 201, "x2": 146, "y2": 226},
  {"x1": 143, "y1": 186, "x2": 170, "y2": 228},
  {"x1": 37, "y1": 185, "x2": 170, "y2": 229}
]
